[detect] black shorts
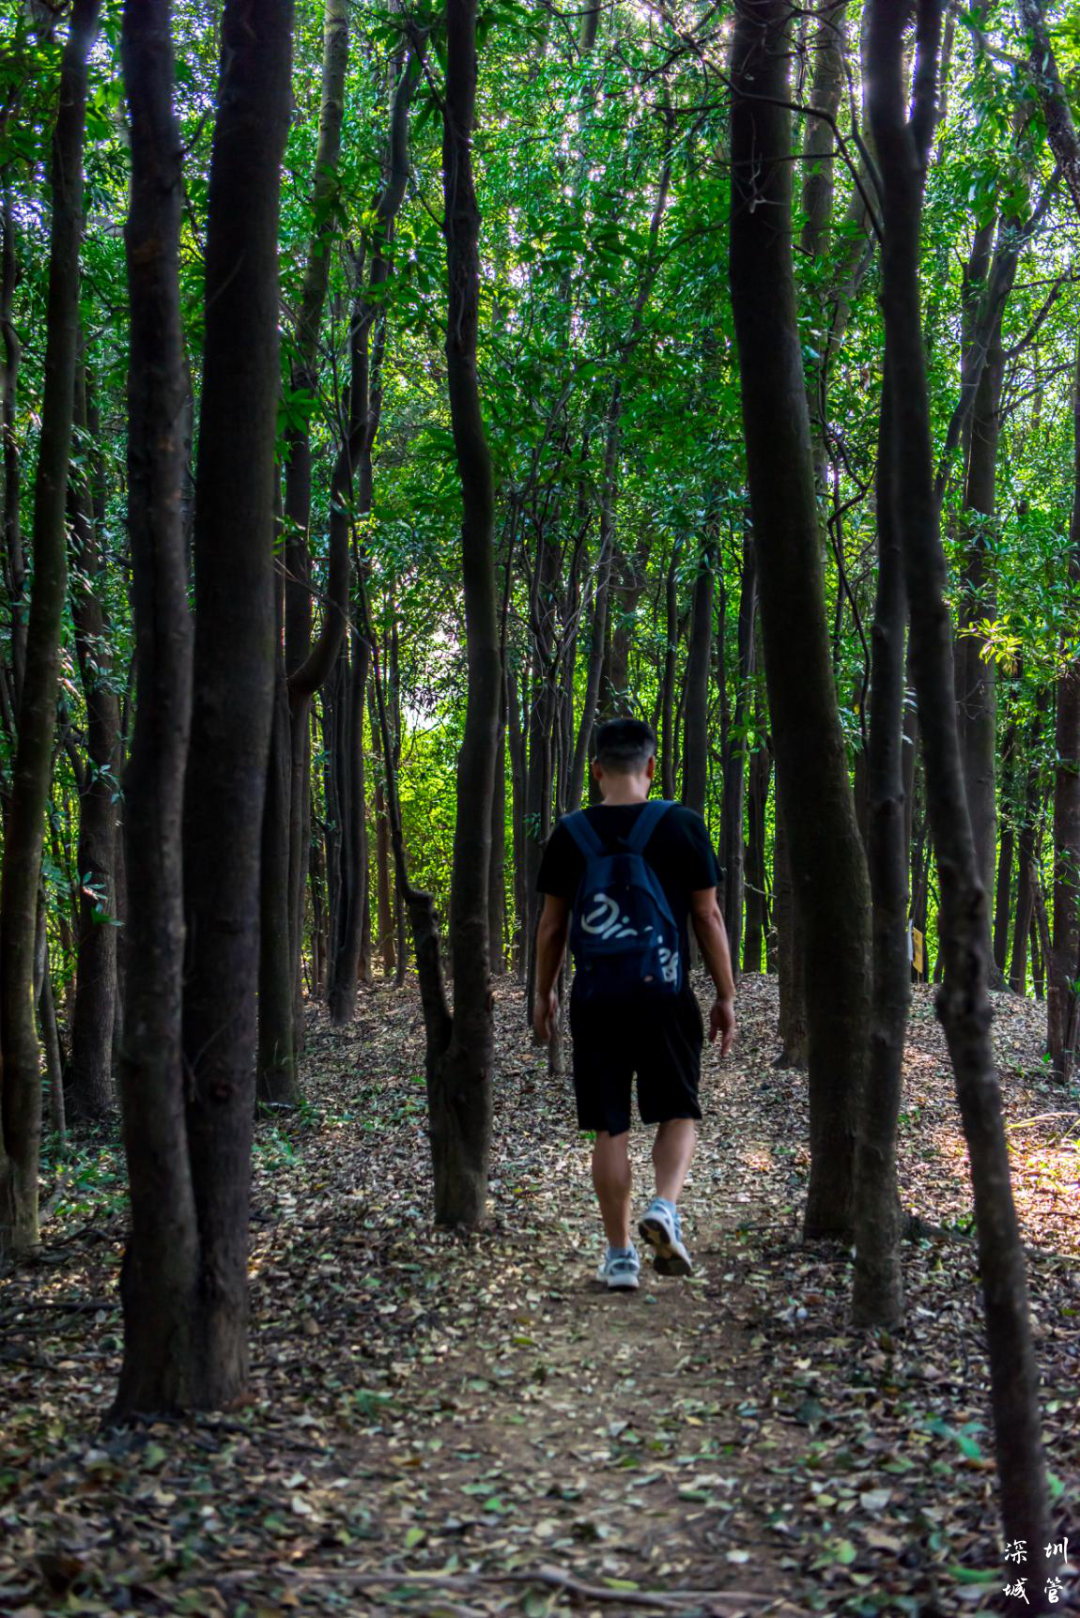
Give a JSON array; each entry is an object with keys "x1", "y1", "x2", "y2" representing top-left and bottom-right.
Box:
[{"x1": 568, "y1": 990, "x2": 704, "y2": 1137}]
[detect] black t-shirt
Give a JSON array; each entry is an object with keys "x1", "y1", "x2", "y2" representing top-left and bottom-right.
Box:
[{"x1": 536, "y1": 800, "x2": 721, "y2": 978}]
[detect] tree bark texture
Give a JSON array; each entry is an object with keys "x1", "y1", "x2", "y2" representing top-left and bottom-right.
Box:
[
  {"x1": 0, "y1": 0, "x2": 101, "y2": 1258},
  {"x1": 868, "y1": 0, "x2": 1053, "y2": 1595},
  {"x1": 730, "y1": 0, "x2": 870, "y2": 1239},
  {"x1": 114, "y1": 0, "x2": 198, "y2": 1416},
  {"x1": 431, "y1": 0, "x2": 501, "y2": 1228},
  {"x1": 181, "y1": 0, "x2": 293, "y2": 1406}
]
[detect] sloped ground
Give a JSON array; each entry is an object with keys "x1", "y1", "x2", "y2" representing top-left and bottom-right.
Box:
[{"x1": 1, "y1": 975, "x2": 1078, "y2": 1617}]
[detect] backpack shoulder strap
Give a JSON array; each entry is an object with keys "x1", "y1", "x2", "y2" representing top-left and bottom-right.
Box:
[
  {"x1": 625, "y1": 799, "x2": 675, "y2": 855},
  {"x1": 561, "y1": 809, "x2": 604, "y2": 861}
]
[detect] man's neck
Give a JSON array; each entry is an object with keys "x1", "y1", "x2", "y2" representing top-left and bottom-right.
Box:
[{"x1": 600, "y1": 777, "x2": 651, "y2": 806}]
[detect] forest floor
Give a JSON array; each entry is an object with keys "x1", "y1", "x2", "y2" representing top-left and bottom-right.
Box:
[{"x1": 1, "y1": 975, "x2": 1079, "y2": 1618}]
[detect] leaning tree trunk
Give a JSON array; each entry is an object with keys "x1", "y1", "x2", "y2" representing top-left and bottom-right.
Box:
[
  {"x1": 114, "y1": 0, "x2": 198, "y2": 1416},
  {"x1": 428, "y1": 0, "x2": 501, "y2": 1227},
  {"x1": 0, "y1": 0, "x2": 101, "y2": 1258},
  {"x1": 1048, "y1": 336, "x2": 1080, "y2": 1083},
  {"x1": 868, "y1": 0, "x2": 1054, "y2": 1599},
  {"x1": 730, "y1": 0, "x2": 870, "y2": 1239},
  {"x1": 180, "y1": 0, "x2": 293, "y2": 1405}
]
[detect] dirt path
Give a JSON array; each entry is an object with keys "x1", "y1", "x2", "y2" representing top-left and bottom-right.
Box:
[{"x1": 1, "y1": 976, "x2": 1078, "y2": 1616}]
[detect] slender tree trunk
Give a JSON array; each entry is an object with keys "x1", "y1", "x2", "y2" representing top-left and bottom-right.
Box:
[
  {"x1": 489, "y1": 711, "x2": 507, "y2": 976},
  {"x1": 743, "y1": 715, "x2": 770, "y2": 974},
  {"x1": 265, "y1": 0, "x2": 350, "y2": 1083},
  {"x1": 114, "y1": 0, "x2": 198, "y2": 1415},
  {"x1": 993, "y1": 716, "x2": 1017, "y2": 974},
  {"x1": 181, "y1": 0, "x2": 293, "y2": 1405},
  {"x1": 1, "y1": 188, "x2": 26, "y2": 709},
  {"x1": 1010, "y1": 693, "x2": 1047, "y2": 994},
  {"x1": 800, "y1": 0, "x2": 849, "y2": 491},
  {"x1": 852, "y1": 369, "x2": 908, "y2": 1329},
  {"x1": 1048, "y1": 339, "x2": 1080, "y2": 1082},
  {"x1": 370, "y1": 684, "x2": 396, "y2": 978},
  {"x1": 37, "y1": 917, "x2": 66, "y2": 1143},
  {"x1": 327, "y1": 630, "x2": 369, "y2": 1023},
  {"x1": 258, "y1": 585, "x2": 299, "y2": 1103},
  {"x1": 720, "y1": 534, "x2": 757, "y2": 961},
  {"x1": 508, "y1": 668, "x2": 527, "y2": 974},
  {"x1": 428, "y1": 0, "x2": 501, "y2": 1227},
  {"x1": 568, "y1": 399, "x2": 618, "y2": 810},
  {"x1": 0, "y1": 0, "x2": 101, "y2": 1257},
  {"x1": 730, "y1": 0, "x2": 870, "y2": 1236},
  {"x1": 660, "y1": 541, "x2": 680, "y2": 800},
  {"x1": 869, "y1": 1, "x2": 1053, "y2": 1595},
  {"x1": 681, "y1": 542, "x2": 713, "y2": 817},
  {"x1": 67, "y1": 367, "x2": 120, "y2": 1122},
  {"x1": 774, "y1": 803, "x2": 807, "y2": 1066},
  {"x1": 524, "y1": 526, "x2": 559, "y2": 1010}
]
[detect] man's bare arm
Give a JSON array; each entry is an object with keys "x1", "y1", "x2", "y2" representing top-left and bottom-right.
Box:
[
  {"x1": 689, "y1": 886, "x2": 736, "y2": 1054},
  {"x1": 533, "y1": 893, "x2": 571, "y2": 1043}
]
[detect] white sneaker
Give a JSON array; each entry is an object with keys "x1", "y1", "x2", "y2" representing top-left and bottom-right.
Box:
[
  {"x1": 597, "y1": 1246, "x2": 641, "y2": 1290},
  {"x1": 638, "y1": 1198, "x2": 693, "y2": 1276}
]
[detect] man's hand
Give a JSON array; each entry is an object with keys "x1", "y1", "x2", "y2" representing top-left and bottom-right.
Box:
[
  {"x1": 709, "y1": 996, "x2": 735, "y2": 1056},
  {"x1": 533, "y1": 986, "x2": 559, "y2": 1045}
]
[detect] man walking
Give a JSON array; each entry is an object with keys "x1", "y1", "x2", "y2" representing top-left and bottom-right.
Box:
[{"x1": 533, "y1": 718, "x2": 736, "y2": 1290}]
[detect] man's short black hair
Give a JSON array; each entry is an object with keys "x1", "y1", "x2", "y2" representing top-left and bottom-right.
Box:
[{"x1": 593, "y1": 717, "x2": 657, "y2": 773}]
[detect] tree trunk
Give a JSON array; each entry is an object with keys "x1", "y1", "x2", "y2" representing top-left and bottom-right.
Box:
[
  {"x1": 743, "y1": 715, "x2": 770, "y2": 974},
  {"x1": 681, "y1": 542, "x2": 713, "y2": 817},
  {"x1": 1, "y1": 188, "x2": 26, "y2": 709},
  {"x1": 730, "y1": 0, "x2": 870, "y2": 1239},
  {"x1": 327, "y1": 631, "x2": 369, "y2": 1024},
  {"x1": 181, "y1": 0, "x2": 293, "y2": 1407},
  {"x1": 265, "y1": 0, "x2": 350, "y2": 1079},
  {"x1": 113, "y1": 0, "x2": 198, "y2": 1416},
  {"x1": 508, "y1": 667, "x2": 527, "y2": 974},
  {"x1": 258, "y1": 596, "x2": 300, "y2": 1102},
  {"x1": 993, "y1": 717, "x2": 1016, "y2": 975},
  {"x1": 868, "y1": 0, "x2": 1053, "y2": 1595},
  {"x1": 0, "y1": 0, "x2": 101, "y2": 1258},
  {"x1": 568, "y1": 398, "x2": 618, "y2": 810},
  {"x1": 67, "y1": 366, "x2": 121, "y2": 1122},
  {"x1": 659, "y1": 541, "x2": 680, "y2": 800},
  {"x1": 1010, "y1": 692, "x2": 1047, "y2": 995},
  {"x1": 720, "y1": 533, "x2": 757, "y2": 962},
  {"x1": 429, "y1": 0, "x2": 501, "y2": 1228},
  {"x1": 489, "y1": 712, "x2": 507, "y2": 976},
  {"x1": 1048, "y1": 338, "x2": 1080, "y2": 1083},
  {"x1": 774, "y1": 802, "x2": 807, "y2": 1066},
  {"x1": 852, "y1": 365, "x2": 908, "y2": 1329},
  {"x1": 524, "y1": 525, "x2": 559, "y2": 1012},
  {"x1": 370, "y1": 682, "x2": 396, "y2": 978}
]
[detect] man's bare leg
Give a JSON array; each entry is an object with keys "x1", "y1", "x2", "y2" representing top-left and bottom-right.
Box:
[
  {"x1": 652, "y1": 1118, "x2": 696, "y2": 1204},
  {"x1": 592, "y1": 1131, "x2": 632, "y2": 1248}
]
